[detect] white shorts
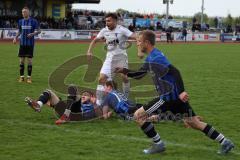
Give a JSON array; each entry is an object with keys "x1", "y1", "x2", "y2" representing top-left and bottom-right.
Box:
[{"x1": 100, "y1": 53, "x2": 128, "y2": 80}]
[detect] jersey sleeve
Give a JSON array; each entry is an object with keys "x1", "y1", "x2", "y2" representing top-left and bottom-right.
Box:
[
  {"x1": 151, "y1": 55, "x2": 170, "y2": 66},
  {"x1": 121, "y1": 26, "x2": 133, "y2": 37},
  {"x1": 127, "y1": 62, "x2": 148, "y2": 79},
  {"x1": 34, "y1": 19, "x2": 39, "y2": 30},
  {"x1": 96, "y1": 28, "x2": 105, "y2": 39},
  {"x1": 168, "y1": 65, "x2": 185, "y2": 94},
  {"x1": 18, "y1": 20, "x2": 22, "y2": 33}
]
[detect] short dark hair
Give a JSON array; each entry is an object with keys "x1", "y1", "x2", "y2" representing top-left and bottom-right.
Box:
[
  {"x1": 105, "y1": 13, "x2": 118, "y2": 20},
  {"x1": 105, "y1": 81, "x2": 118, "y2": 90},
  {"x1": 139, "y1": 30, "x2": 156, "y2": 46},
  {"x1": 22, "y1": 6, "x2": 29, "y2": 10}
]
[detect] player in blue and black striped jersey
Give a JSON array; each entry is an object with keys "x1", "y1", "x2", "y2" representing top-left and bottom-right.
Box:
[
  {"x1": 101, "y1": 81, "x2": 142, "y2": 119},
  {"x1": 25, "y1": 85, "x2": 100, "y2": 125},
  {"x1": 13, "y1": 7, "x2": 40, "y2": 83},
  {"x1": 115, "y1": 30, "x2": 234, "y2": 155}
]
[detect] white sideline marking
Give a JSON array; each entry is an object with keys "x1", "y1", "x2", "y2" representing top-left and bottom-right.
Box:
[{"x1": 1, "y1": 119, "x2": 239, "y2": 156}]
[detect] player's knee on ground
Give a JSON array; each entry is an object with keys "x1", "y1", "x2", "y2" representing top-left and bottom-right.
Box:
[{"x1": 134, "y1": 107, "x2": 148, "y2": 126}]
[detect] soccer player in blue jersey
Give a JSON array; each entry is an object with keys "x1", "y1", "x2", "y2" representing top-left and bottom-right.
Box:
[
  {"x1": 25, "y1": 86, "x2": 99, "y2": 125},
  {"x1": 116, "y1": 30, "x2": 234, "y2": 155},
  {"x1": 13, "y1": 7, "x2": 40, "y2": 83},
  {"x1": 101, "y1": 81, "x2": 141, "y2": 119}
]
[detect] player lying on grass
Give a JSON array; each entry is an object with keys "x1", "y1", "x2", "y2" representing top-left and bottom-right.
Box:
[
  {"x1": 115, "y1": 30, "x2": 234, "y2": 155},
  {"x1": 25, "y1": 85, "x2": 102, "y2": 124},
  {"x1": 101, "y1": 81, "x2": 142, "y2": 120}
]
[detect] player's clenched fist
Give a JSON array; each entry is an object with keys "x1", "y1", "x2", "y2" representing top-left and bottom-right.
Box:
[{"x1": 179, "y1": 91, "x2": 189, "y2": 102}]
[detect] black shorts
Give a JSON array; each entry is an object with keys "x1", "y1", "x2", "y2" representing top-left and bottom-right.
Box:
[
  {"x1": 143, "y1": 97, "x2": 196, "y2": 118},
  {"x1": 18, "y1": 45, "x2": 34, "y2": 58},
  {"x1": 128, "y1": 103, "x2": 143, "y2": 114}
]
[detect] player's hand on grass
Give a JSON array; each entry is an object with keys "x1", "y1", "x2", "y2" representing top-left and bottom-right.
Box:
[
  {"x1": 27, "y1": 33, "x2": 34, "y2": 38},
  {"x1": 179, "y1": 91, "x2": 189, "y2": 102},
  {"x1": 87, "y1": 52, "x2": 93, "y2": 62},
  {"x1": 13, "y1": 38, "x2": 17, "y2": 44}
]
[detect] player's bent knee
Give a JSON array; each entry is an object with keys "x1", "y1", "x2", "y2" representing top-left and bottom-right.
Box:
[
  {"x1": 134, "y1": 107, "x2": 148, "y2": 126},
  {"x1": 44, "y1": 89, "x2": 52, "y2": 97},
  {"x1": 184, "y1": 116, "x2": 202, "y2": 130}
]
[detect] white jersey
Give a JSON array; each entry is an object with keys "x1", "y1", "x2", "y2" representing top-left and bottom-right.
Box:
[{"x1": 96, "y1": 25, "x2": 133, "y2": 55}]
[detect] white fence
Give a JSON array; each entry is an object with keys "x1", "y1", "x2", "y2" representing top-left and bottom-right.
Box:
[{"x1": 0, "y1": 29, "x2": 236, "y2": 42}]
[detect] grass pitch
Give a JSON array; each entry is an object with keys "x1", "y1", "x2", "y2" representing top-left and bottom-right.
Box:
[{"x1": 0, "y1": 42, "x2": 240, "y2": 160}]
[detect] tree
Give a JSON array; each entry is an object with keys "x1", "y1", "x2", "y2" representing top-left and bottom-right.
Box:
[
  {"x1": 193, "y1": 12, "x2": 208, "y2": 24},
  {"x1": 213, "y1": 17, "x2": 218, "y2": 28},
  {"x1": 208, "y1": 17, "x2": 216, "y2": 28},
  {"x1": 116, "y1": 8, "x2": 129, "y2": 14},
  {"x1": 224, "y1": 14, "x2": 233, "y2": 26},
  {"x1": 234, "y1": 16, "x2": 240, "y2": 25}
]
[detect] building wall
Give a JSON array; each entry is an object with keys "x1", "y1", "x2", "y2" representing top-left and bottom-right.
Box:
[{"x1": 46, "y1": 0, "x2": 66, "y2": 18}]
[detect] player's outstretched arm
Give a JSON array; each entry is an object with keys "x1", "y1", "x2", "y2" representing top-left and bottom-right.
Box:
[
  {"x1": 128, "y1": 32, "x2": 137, "y2": 40},
  {"x1": 86, "y1": 37, "x2": 101, "y2": 62},
  {"x1": 115, "y1": 66, "x2": 147, "y2": 79}
]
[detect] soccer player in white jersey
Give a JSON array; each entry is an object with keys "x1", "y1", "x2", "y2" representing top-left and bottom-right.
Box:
[{"x1": 87, "y1": 13, "x2": 138, "y2": 107}]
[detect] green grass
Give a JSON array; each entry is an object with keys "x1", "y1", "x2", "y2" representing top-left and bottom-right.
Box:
[{"x1": 0, "y1": 42, "x2": 240, "y2": 160}]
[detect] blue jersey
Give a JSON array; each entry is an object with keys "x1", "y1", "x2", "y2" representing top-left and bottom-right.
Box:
[
  {"x1": 81, "y1": 102, "x2": 94, "y2": 113},
  {"x1": 127, "y1": 48, "x2": 185, "y2": 101},
  {"x1": 18, "y1": 17, "x2": 39, "y2": 46},
  {"x1": 102, "y1": 90, "x2": 132, "y2": 114}
]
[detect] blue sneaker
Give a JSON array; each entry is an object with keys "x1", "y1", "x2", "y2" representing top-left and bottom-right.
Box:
[
  {"x1": 218, "y1": 139, "x2": 234, "y2": 154},
  {"x1": 143, "y1": 141, "x2": 166, "y2": 154}
]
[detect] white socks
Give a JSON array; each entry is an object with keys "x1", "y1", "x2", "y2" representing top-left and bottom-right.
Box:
[
  {"x1": 37, "y1": 101, "x2": 43, "y2": 107},
  {"x1": 64, "y1": 109, "x2": 71, "y2": 117},
  {"x1": 122, "y1": 82, "x2": 130, "y2": 98},
  {"x1": 96, "y1": 85, "x2": 105, "y2": 106}
]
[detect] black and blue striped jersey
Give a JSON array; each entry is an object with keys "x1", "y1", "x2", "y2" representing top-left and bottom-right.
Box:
[
  {"x1": 18, "y1": 17, "x2": 39, "y2": 46},
  {"x1": 127, "y1": 48, "x2": 185, "y2": 101}
]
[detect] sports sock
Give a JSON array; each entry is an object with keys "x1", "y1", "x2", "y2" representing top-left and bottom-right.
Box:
[
  {"x1": 141, "y1": 122, "x2": 161, "y2": 144},
  {"x1": 20, "y1": 64, "x2": 24, "y2": 76},
  {"x1": 38, "y1": 91, "x2": 51, "y2": 105},
  {"x1": 27, "y1": 64, "x2": 32, "y2": 77},
  {"x1": 63, "y1": 109, "x2": 71, "y2": 117},
  {"x1": 37, "y1": 101, "x2": 43, "y2": 107},
  {"x1": 202, "y1": 124, "x2": 225, "y2": 144},
  {"x1": 96, "y1": 85, "x2": 105, "y2": 106},
  {"x1": 122, "y1": 82, "x2": 130, "y2": 98}
]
